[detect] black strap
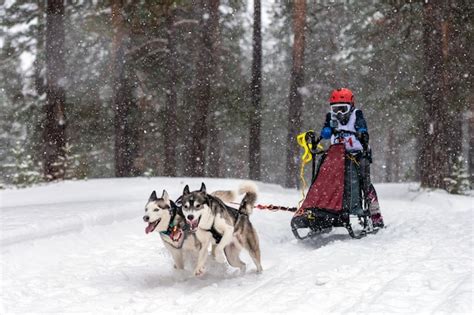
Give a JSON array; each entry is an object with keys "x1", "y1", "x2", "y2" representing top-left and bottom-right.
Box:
[
  {"x1": 205, "y1": 226, "x2": 222, "y2": 244},
  {"x1": 163, "y1": 200, "x2": 182, "y2": 235}
]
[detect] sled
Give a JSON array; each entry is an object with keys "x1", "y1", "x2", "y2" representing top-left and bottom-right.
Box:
[{"x1": 291, "y1": 132, "x2": 379, "y2": 240}]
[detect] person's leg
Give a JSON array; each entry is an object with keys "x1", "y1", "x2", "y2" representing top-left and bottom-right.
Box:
[{"x1": 359, "y1": 156, "x2": 384, "y2": 227}]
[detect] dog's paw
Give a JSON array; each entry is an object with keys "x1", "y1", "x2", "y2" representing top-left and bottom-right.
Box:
[
  {"x1": 194, "y1": 266, "x2": 206, "y2": 276},
  {"x1": 214, "y1": 251, "x2": 226, "y2": 264}
]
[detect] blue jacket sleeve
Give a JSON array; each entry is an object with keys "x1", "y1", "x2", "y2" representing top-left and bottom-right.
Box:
[
  {"x1": 355, "y1": 110, "x2": 368, "y2": 133},
  {"x1": 323, "y1": 112, "x2": 331, "y2": 128},
  {"x1": 320, "y1": 113, "x2": 332, "y2": 139},
  {"x1": 355, "y1": 110, "x2": 369, "y2": 149}
]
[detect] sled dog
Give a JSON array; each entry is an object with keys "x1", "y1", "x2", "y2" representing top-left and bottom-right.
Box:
[
  {"x1": 143, "y1": 190, "x2": 198, "y2": 270},
  {"x1": 181, "y1": 182, "x2": 263, "y2": 276},
  {"x1": 143, "y1": 186, "x2": 249, "y2": 271}
]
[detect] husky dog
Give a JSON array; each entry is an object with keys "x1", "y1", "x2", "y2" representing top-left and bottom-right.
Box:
[
  {"x1": 181, "y1": 182, "x2": 263, "y2": 276},
  {"x1": 143, "y1": 190, "x2": 199, "y2": 270},
  {"x1": 143, "y1": 187, "x2": 245, "y2": 271}
]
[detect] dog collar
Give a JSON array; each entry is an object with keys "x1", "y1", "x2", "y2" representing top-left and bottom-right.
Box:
[
  {"x1": 160, "y1": 200, "x2": 178, "y2": 234},
  {"x1": 160, "y1": 222, "x2": 175, "y2": 235},
  {"x1": 159, "y1": 200, "x2": 184, "y2": 243},
  {"x1": 160, "y1": 222, "x2": 183, "y2": 243}
]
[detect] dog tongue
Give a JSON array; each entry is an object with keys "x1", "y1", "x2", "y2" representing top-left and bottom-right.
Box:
[
  {"x1": 190, "y1": 220, "x2": 199, "y2": 230},
  {"x1": 145, "y1": 223, "x2": 155, "y2": 234}
]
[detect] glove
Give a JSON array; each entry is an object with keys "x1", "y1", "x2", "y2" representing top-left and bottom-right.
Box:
[
  {"x1": 320, "y1": 127, "x2": 332, "y2": 139},
  {"x1": 357, "y1": 131, "x2": 369, "y2": 150},
  {"x1": 363, "y1": 148, "x2": 373, "y2": 164}
]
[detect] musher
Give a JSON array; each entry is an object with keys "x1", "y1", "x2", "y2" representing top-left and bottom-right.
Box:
[{"x1": 319, "y1": 88, "x2": 385, "y2": 228}]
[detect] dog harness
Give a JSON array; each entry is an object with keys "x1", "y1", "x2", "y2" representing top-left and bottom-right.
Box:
[
  {"x1": 202, "y1": 203, "x2": 245, "y2": 244},
  {"x1": 204, "y1": 226, "x2": 223, "y2": 244},
  {"x1": 201, "y1": 195, "x2": 245, "y2": 244}
]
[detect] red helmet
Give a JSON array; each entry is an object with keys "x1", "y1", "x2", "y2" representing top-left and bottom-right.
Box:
[{"x1": 329, "y1": 88, "x2": 355, "y2": 105}]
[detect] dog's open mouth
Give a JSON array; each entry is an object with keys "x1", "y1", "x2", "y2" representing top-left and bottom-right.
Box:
[
  {"x1": 145, "y1": 219, "x2": 161, "y2": 234},
  {"x1": 187, "y1": 218, "x2": 200, "y2": 232}
]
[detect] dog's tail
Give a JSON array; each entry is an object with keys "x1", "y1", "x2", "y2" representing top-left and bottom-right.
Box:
[
  {"x1": 238, "y1": 181, "x2": 258, "y2": 215},
  {"x1": 211, "y1": 190, "x2": 237, "y2": 203}
]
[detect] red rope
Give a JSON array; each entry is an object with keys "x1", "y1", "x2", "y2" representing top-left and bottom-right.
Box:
[
  {"x1": 255, "y1": 204, "x2": 297, "y2": 212},
  {"x1": 228, "y1": 201, "x2": 297, "y2": 212}
]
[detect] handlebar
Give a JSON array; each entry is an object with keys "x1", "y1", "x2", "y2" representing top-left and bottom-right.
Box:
[{"x1": 304, "y1": 131, "x2": 324, "y2": 156}]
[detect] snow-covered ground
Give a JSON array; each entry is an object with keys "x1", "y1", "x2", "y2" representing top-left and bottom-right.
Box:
[{"x1": 1, "y1": 178, "x2": 472, "y2": 314}]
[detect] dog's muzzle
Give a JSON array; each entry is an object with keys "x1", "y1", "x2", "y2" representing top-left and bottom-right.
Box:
[
  {"x1": 144, "y1": 218, "x2": 161, "y2": 234},
  {"x1": 186, "y1": 215, "x2": 200, "y2": 232}
]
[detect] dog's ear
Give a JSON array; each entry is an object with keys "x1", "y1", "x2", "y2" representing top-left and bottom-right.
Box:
[
  {"x1": 183, "y1": 185, "x2": 190, "y2": 195},
  {"x1": 162, "y1": 190, "x2": 170, "y2": 203},
  {"x1": 149, "y1": 191, "x2": 158, "y2": 201},
  {"x1": 200, "y1": 182, "x2": 206, "y2": 194}
]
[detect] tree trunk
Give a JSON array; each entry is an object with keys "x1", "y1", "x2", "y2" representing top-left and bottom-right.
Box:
[
  {"x1": 35, "y1": 0, "x2": 46, "y2": 98},
  {"x1": 385, "y1": 129, "x2": 394, "y2": 182},
  {"x1": 285, "y1": 0, "x2": 306, "y2": 188},
  {"x1": 163, "y1": 5, "x2": 178, "y2": 177},
  {"x1": 249, "y1": 0, "x2": 262, "y2": 181},
  {"x1": 469, "y1": 95, "x2": 474, "y2": 184},
  {"x1": 112, "y1": 0, "x2": 137, "y2": 177},
  {"x1": 43, "y1": 0, "x2": 66, "y2": 181},
  {"x1": 188, "y1": 0, "x2": 217, "y2": 177},
  {"x1": 419, "y1": 0, "x2": 450, "y2": 189},
  {"x1": 394, "y1": 145, "x2": 401, "y2": 182},
  {"x1": 206, "y1": 0, "x2": 221, "y2": 178},
  {"x1": 441, "y1": 4, "x2": 462, "y2": 173}
]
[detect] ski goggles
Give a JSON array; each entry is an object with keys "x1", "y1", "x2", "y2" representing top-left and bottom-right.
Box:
[{"x1": 330, "y1": 103, "x2": 351, "y2": 115}]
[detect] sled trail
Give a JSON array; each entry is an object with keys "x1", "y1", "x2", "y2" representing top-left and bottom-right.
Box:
[{"x1": 1, "y1": 178, "x2": 472, "y2": 314}]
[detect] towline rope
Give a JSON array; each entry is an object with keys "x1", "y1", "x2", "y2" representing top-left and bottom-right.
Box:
[
  {"x1": 228, "y1": 201, "x2": 297, "y2": 212},
  {"x1": 255, "y1": 204, "x2": 297, "y2": 212}
]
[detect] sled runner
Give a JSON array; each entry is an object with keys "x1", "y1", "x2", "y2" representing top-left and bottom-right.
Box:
[{"x1": 291, "y1": 131, "x2": 379, "y2": 240}]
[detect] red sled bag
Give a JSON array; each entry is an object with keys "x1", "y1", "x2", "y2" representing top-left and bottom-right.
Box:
[{"x1": 300, "y1": 143, "x2": 345, "y2": 213}]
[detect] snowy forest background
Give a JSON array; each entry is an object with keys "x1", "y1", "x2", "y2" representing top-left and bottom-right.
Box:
[{"x1": 0, "y1": 0, "x2": 472, "y2": 193}]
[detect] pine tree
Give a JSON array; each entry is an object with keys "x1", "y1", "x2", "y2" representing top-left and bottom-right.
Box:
[
  {"x1": 286, "y1": 0, "x2": 306, "y2": 188},
  {"x1": 249, "y1": 0, "x2": 262, "y2": 181},
  {"x1": 444, "y1": 156, "x2": 470, "y2": 195},
  {"x1": 62, "y1": 143, "x2": 82, "y2": 180},
  {"x1": 187, "y1": 0, "x2": 220, "y2": 177},
  {"x1": 10, "y1": 142, "x2": 43, "y2": 188},
  {"x1": 419, "y1": 0, "x2": 450, "y2": 189},
  {"x1": 206, "y1": 0, "x2": 222, "y2": 178},
  {"x1": 43, "y1": 0, "x2": 67, "y2": 181},
  {"x1": 112, "y1": 0, "x2": 137, "y2": 177},
  {"x1": 163, "y1": 2, "x2": 179, "y2": 177}
]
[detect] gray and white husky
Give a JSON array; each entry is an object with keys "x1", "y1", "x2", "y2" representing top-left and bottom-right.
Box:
[
  {"x1": 181, "y1": 182, "x2": 263, "y2": 276},
  {"x1": 143, "y1": 184, "x2": 259, "y2": 274},
  {"x1": 143, "y1": 190, "x2": 199, "y2": 270}
]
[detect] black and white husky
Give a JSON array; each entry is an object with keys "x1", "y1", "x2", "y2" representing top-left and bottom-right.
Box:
[{"x1": 181, "y1": 182, "x2": 263, "y2": 276}]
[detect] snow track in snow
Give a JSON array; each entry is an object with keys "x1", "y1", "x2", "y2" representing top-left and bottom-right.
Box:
[{"x1": 1, "y1": 178, "x2": 472, "y2": 314}]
